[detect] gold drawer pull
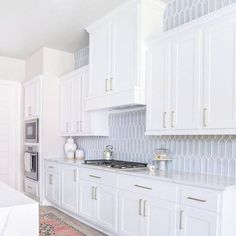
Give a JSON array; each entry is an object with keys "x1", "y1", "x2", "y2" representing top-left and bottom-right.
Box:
[
  {"x1": 89, "y1": 175, "x2": 101, "y2": 179},
  {"x1": 134, "y1": 184, "x2": 152, "y2": 190},
  {"x1": 48, "y1": 166, "x2": 54, "y2": 169},
  {"x1": 187, "y1": 197, "x2": 207, "y2": 203},
  {"x1": 27, "y1": 186, "x2": 32, "y2": 189}
]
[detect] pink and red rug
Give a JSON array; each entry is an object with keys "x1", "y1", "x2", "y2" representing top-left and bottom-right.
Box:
[{"x1": 40, "y1": 207, "x2": 105, "y2": 236}]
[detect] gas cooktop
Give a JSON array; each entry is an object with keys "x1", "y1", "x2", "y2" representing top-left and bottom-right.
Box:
[{"x1": 84, "y1": 159, "x2": 147, "y2": 169}]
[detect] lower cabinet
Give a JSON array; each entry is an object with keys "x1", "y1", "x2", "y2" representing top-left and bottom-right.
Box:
[
  {"x1": 61, "y1": 164, "x2": 79, "y2": 214},
  {"x1": 179, "y1": 206, "x2": 218, "y2": 236},
  {"x1": 45, "y1": 171, "x2": 60, "y2": 206},
  {"x1": 79, "y1": 180, "x2": 118, "y2": 233},
  {"x1": 118, "y1": 190, "x2": 177, "y2": 236}
]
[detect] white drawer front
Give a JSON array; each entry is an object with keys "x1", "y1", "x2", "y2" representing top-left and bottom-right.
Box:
[
  {"x1": 25, "y1": 178, "x2": 39, "y2": 197},
  {"x1": 118, "y1": 174, "x2": 178, "y2": 202},
  {"x1": 45, "y1": 161, "x2": 60, "y2": 173},
  {"x1": 79, "y1": 167, "x2": 118, "y2": 187},
  {"x1": 180, "y1": 186, "x2": 220, "y2": 212}
]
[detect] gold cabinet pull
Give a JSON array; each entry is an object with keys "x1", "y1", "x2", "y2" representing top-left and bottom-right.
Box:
[
  {"x1": 180, "y1": 210, "x2": 184, "y2": 230},
  {"x1": 138, "y1": 199, "x2": 142, "y2": 216},
  {"x1": 66, "y1": 122, "x2": 69, "y2": 133},
  {"x1": 49, "y1": 174, "x2": 53, "y2": 185},
  {"x1": 134, "y1": 184, "x2": 152, "y2": 190},
  {"x1": 203, "y1": 108, "x2": 208, "y2": 127},
  {"x1": 163, "y1": 112, "x2": 167, "y2": 128},
  {"x1": 89, "y1": 175, "x2": 101, "y2": 179},
  {"x1": 94, "y1": 187, "x2": 98, "y2": 200},
  {"x1": 143, "y1": 200, "x2": 147, "y2": 217},
  {"x1": 48, "y1": 166, "x2": 54, "y2": 169},
  {"x1": 91, "y1": 186, "x2": 94, "y2": 200},
  {"x1": 171, "y1": 111, "x2": 175, "y2": 128},
  {"x1": 187, "y1": 197, "x2": 207, "y2": 203}
]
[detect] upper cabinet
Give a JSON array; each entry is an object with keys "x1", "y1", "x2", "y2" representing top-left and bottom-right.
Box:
[
  {"x1": 146, "y1": 6, "x2": 236, "y2": 135},
  {"x1": 23, "y1": 77, "x2": 41, "y2": 120},
  {"x1": 85, "y1": 0, "x2": 166, "y2": 110},
  {"x1": 59, "y1": 66, "x2": 109, "y2": 136},
  {"x1": 203, "y1": 19, "x2": 236, "y2": 130}
]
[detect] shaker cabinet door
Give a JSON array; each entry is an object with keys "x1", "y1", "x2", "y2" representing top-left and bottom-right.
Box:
[
  {"x1": 171, "y1": 30, "x2": 202, "y2": 130},
  {"x1": 61, "y1": 165, "x2": 79, "y2": 214},
  {"x1": 89, "y1": 23, "x2": 111, "y2": 98},
  {"x1": 203, "y1": 20, "x2": 236, "y2": 129},
  {"x1": 179, "y1": 206, "x2": 218, "y2": 236},
  {"x1": 146, "y1": 40, "x2": 171, "y2": 132}
]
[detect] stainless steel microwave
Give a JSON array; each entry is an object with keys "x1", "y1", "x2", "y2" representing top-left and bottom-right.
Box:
[{"x1": 25, "y1": 119, "x2": 39, "y2": 143}]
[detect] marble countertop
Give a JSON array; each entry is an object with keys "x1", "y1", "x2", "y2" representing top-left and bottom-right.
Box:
[
  {"x1": 0, "y1": 182, "x2": 36, "y2": 208},
  {"x1": 44, "y1": 158, "x2": 236, "y2": 191}
]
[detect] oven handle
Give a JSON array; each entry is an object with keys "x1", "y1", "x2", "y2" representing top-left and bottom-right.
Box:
[{"x1": 30, "y1": 154, "x2": 37, "y2": 171}]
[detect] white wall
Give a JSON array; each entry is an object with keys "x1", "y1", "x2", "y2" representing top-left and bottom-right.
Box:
[
  {"x1": 0, "y1": 56, "x2": 25, "y2": 82},
  {"x1": 25, "y1": 49, "x2": 44, "y2": 81}
]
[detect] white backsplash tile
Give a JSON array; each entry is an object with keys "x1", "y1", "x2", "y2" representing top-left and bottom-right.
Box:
[{"x1": 76, "y1": 109, "x2": 236, "y2": 177}]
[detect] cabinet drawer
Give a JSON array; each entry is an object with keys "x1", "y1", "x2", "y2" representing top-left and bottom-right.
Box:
[
  {"x1": 25, "y1": 178, "x2": 39, "y2": 197},
  {"x1": 45, "y1": 161, "x2": 60, "y2": 173},
  {"x1": 118, "y1": 174, "x2": 178, "y2": 202},
  {"x1": 79, "y1": 167, "x2": 118, "y2": 187},
  {"x1": 180, "y1": 186, "x2": 220, "y2": 212}
]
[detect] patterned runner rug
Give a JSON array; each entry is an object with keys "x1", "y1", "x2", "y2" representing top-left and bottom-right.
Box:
[{"x1": 40, "y1": 206, "x2": 106, "y2": 236}]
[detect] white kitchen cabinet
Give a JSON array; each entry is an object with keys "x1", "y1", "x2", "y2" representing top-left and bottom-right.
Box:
[
  {"x1": 88, "y1": 22, "x2": 111, "y2": 98},
  {"x1": 45, "y1": 171, "x2": 60, "y2": 206},
  {"x1": 79, "y1": 180, "x2": 97, "y2": 220},
  {"x1": 118, "y1": 190, "x2": 177, "y2": 236},
  {"x1": 171, "y1": 30, "x2": 201, "y2": 130},
  {"x1": 179, "y1": 206, "x2": 218, "y2": 236},
  {"x1": 79, "y1": 179, "x2": 118, "y2": 234},
  {"x1": 96, "y1": 184, "x2": 118, "y2": 232},
  {"x1": 24, "y1": 77, "x2": 41, "y2": 120},
  {"x1": 203, "y1": 19, "x2": 236, "y2": 130},
  {"x1": 146, "y1": 5, "x2": 236, "y2": 135},
  {"x1": 146, "y1": 40, "x2": 171, "y2": 132},
  {"x1": 60, "y1": 66, "x2": 109, "y2": 136},
  {"x1": 61, "y1": 165, "x2": 79, "y2": 214},
  {"x1": 144, "y1": 198, "x2": 177, "y2": 236},
  {"x1": 86, "y1": 0, "x2": 166, "y2": 110}
]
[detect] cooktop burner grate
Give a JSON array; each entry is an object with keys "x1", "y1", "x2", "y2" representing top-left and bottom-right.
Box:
[{"x1": 84, "y1": 159, "x2": 147, "y2": 169}]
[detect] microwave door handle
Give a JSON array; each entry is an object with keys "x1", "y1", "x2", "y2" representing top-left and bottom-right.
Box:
[{"x1": 30, "y1": 157, "x2": 33, "y2": 171}]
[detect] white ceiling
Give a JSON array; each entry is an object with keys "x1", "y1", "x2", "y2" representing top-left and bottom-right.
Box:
[{"x1": 0, "y1": 0, "x2": 127, "y2": 59}]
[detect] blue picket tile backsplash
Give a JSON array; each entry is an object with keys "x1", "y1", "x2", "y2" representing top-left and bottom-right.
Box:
[{"x1": 76, "y1": 109, "x2": 236, "y2": 177}]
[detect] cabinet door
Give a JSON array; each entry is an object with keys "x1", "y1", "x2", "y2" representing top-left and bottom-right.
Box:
[
  {"x1": 110, "y1": 4, "x2": 138, "y2": 92},
  {"x1": 60, "y1": 78, "x2": 71, "y2": 134},
  {"x1": 118, "y1": 190, "x2": 142, "y2": 236},
  {"x1": 146, "y1": 40, "x2": 171, "y2": 132},
  {"x1": 45, "y1": 171, "x2": 53, "y2": 201},
  {"x1": 70, "y1": 74, "x2": 82, "y2": 134},
  {"x1": 80, "y1": 70, "x2": 91, "y2": 133},
  {"x1": 61, "y1": 165, "x2": 79, "y2": 214},
  {"x1": 89, "y1": 22, "x2": 111, "y2": 97},
  {"x1": 144, "y1": 198, "x2": 177, "y2": 236},
  {"x1": 180, "y1": 207, "x2": 218, "y2": 236},
  {"x1": 45, "y1": 172, "x2": 60, "y2": 206},
  {"x1": 79, "y1": 180, "x2": 96, "y2": 221},
  {"x1": 24, "y1": 84, "x2": 34, "y2": 119},
  {"x1": 96, "y1": 185, "x2": 118, "y2": 233},
  {"x1": 203, "y1": 19, "x2": 236, "y2": 129},
  {"x1": 171, "y1": 30, "x2": 201, "y2": 130},
  {"x1": 31, "y1": 80, "x2": 40, "y2": 117}
]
